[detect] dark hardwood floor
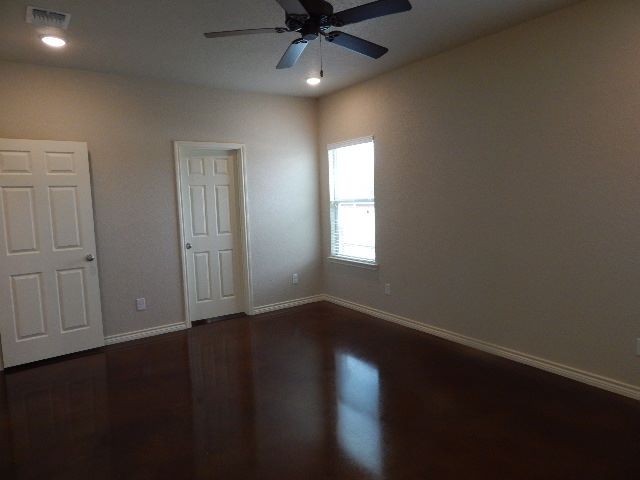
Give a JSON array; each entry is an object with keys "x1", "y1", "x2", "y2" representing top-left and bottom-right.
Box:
[{"x1": 0, "y1": 301, "x2": 638, "y2": 479}]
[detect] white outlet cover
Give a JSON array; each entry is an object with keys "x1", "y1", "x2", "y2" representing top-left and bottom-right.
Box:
[
  {"x1": 136, "y1": 298, "x2": 146, "y2": 311},
  {"x1": 292, "y1": 273, "x2": 299, "y2": 285},
  {"x1": 384, "y1": 283, "x2": 391, "y2": 295}
]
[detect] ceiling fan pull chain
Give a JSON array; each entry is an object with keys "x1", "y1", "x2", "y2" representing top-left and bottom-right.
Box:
[{"x1": 320, "y1": 34, "x2": 324, "y2": 78}]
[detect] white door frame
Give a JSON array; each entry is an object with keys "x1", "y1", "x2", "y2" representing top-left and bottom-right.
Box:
[{"x1": 174, "y1": 141, "x2": 254, "y2": 327}]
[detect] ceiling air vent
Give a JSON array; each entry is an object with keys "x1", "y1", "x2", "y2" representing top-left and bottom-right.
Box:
[{"x1": 26, "y1": 6, "x2": 71, "y2": 30}]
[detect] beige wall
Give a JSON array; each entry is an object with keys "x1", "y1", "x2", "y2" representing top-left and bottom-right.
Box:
[
  {"x1": 0, "y1": 61, "x2": 321, "y2": 344},
  {"x1": 319, "y1": 0, "x2": 640, "y2": 389}
]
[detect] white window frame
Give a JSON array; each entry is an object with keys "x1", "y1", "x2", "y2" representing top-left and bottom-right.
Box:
[{"x1": 327, "y1": 136, "x2": 378, "y2": 269}]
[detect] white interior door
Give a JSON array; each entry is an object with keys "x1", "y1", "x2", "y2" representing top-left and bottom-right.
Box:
[
  {"x1": 178, "y1": 145, "x2": 245, "y2": 321},
  {"x1": 0, "y1": 139, "x2": 104, "y2": 368}
]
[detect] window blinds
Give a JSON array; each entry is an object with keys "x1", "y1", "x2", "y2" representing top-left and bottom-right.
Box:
[{"x1": 328, "y1": 137, "x2": 376, "y2": 263}]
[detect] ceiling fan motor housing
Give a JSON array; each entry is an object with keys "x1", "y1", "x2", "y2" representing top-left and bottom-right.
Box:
[
  {"x1": 300, "y1": 19, "x2": 321, "y2": 40},
  {"x1": 305, "y1": 0, "x2": 334, "y2": 17},
  {"x1": 286, "y1": 0, "x2": 335, "y2": 38}
]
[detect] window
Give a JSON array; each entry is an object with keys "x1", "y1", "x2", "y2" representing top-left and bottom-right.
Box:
[{"x1": 328, "y1": 137, "x2": 376, "y2": 265}]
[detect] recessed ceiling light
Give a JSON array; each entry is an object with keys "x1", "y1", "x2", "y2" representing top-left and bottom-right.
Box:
[
  {"x1": 41, "y1": 35, "x2": 66, "y2": 48},
  {"x1": 306, "y1": 77, "x2": 321, "y2": 86}
]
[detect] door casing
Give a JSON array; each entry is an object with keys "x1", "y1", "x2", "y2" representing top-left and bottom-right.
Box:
[{"x1": 174, "y1": 141, "x2": 254, "y2": 327}]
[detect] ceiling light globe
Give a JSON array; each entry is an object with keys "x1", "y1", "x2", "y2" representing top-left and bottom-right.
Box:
[
  {"x1": 41, "y1": 36, "x2": 66, "y2": 48},
  {"x1": 306, "y1": 77, "x2": 321, "y2": 86}
]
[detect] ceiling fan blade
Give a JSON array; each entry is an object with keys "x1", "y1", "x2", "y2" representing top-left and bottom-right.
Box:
[
  {"x1": 276, "y1": 39, "x2": 309, "y2": 69},
  {"x1": 332, "y1": 0, "x2": 412, "y2": 27},
  {"x1": 204, "y1": 28, "x2": 284, "y2": 38},
  {"x1": 325, "y1": 31, "x2": 388, "y2": 59},
  {"x1": 274, "y1": 0, "x2": 308, "y2": 15}
]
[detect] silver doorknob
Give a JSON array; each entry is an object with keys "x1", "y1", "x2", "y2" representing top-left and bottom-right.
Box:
[
  {"x1": 185, "y1": 243, "x2": 192, "y2": 250},
  {"x1": 86, "y1": 254, "x2": 95, "y2": 262}
]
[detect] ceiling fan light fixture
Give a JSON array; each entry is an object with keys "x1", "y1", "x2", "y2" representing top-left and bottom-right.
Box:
[
  {"x1": 306, "y1": 77, "x2": 321, "y2": 86},
  {"x1": 41, "y1": 35, "x2": 66, "y2": 48}
]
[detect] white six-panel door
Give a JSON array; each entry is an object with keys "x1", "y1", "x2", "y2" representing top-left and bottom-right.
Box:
[
  {"x1": 0, "y1": 139, "x2": 104, "y2": 367},
  {"x1": 178, "y1": 145, "x2": 244, "y2": 321}
]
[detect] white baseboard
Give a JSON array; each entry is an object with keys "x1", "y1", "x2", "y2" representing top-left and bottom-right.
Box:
[
  {"x1": 324, "y1": 295, "x2": 640, "y2": 401},
  {"x1": 104, "y1": 322, "x2": 188, "y2": 345},
  {"x1": 17, "y1": 293, "x2": 634, "y2": 400},
  {"x1": 252, "y1": 295, "x2": 326, "y2": 315},
  {"x1": 104, "y1": 294, "x2": 325, "y2": 347}
]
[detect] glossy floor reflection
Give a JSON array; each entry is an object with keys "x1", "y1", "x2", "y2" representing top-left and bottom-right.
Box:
[{"x1": 0, "y1": 302, "x2": 638, "y2": 479}]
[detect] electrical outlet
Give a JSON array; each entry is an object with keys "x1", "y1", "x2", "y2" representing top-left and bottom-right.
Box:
[
  {"x1": 292, "y1": 273, "x2": 299, "y2": 285},
  {"x1": 136, "y1": 297, "x2": 146, "y2": 311},
  {"x1": 384, "y1": 283, "x2": 391, "y2": 295}
]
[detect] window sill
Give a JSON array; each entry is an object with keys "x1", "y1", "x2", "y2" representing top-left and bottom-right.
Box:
[{"x1": 327, "y1": 256, "x2": 379, "y2": 270}]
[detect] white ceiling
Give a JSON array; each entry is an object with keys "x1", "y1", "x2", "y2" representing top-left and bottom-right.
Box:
[{"x1": 0, "y1": 0, "x2": 582, "y2": 97}]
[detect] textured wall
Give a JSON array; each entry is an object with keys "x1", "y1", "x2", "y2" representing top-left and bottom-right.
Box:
[
  {"x1": 319, "y1": 0, "x2": 640, "y2": 388},
  {"x1": 0, "y1": 61, "x2": 321, "y2": 342}
]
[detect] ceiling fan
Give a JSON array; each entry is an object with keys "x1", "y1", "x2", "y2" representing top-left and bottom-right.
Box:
[{"x1": 203, "y1": 0, "x2": 413, "y2": 69}]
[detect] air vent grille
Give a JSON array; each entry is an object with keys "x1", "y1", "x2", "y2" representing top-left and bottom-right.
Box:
[{"x1": 26, "y1": 6, "x2": 71, "y2": 30}]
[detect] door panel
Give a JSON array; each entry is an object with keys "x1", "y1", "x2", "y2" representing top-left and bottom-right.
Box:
[
  {"x1": 49, "y1": 186, "x2": 82, "y2": 249},
  {"x1": 0, "y1": 139, "x2": 104, "y2": 368},
  {"x1": 215, "y1": 185, "x2": 231, "y2": 234},
  {"x1": 189, "y1": 157, "x2": 204, "y2": 176},
  {"x1": 10, "y1": 273, "x2": 47, "y2": 339},
  {"x1": 57, "y1": 268, "x2": 89, "y2": 331},
  {"x1": 0, "y1": 151, "x2": 32, "y2": 174},
  {"x1": 219, "y1": 250, "x2": 235, "y2": 298},
  {"x1": 178, "y1": 146, "x2": 244, "y2": 321},
  {"x1": 194, "y1": 252, "x2": 213, "y2": 302},
  {"x1": 214, "y1": 157, "x2": 228, "y2": 175},
  {"x1": 2, "y1": 187, "x2": 39, "y2": 254},
  {"x1": 45, "y1": 151, "x2": 76, "y2": 174},
  {"x1": 189, "y1": 185, "x2": 209, "y2": 236}
]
